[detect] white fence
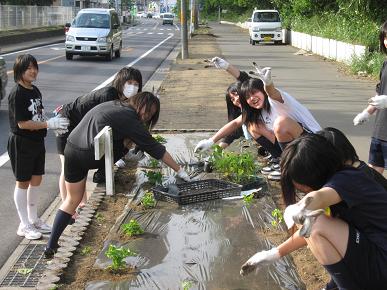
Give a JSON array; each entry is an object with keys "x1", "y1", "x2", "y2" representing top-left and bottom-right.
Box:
[{"x1": 0, "y1": 5, "x2": 78, "y2": 30}]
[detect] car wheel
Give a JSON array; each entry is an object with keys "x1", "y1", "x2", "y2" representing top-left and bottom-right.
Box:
[
  {"x1": 115, "y1": 42, "x2": 122, "y2": 58},
  {"x1": 106, "y1": 47, "x2": 113, "y2": 61},
  {"x1": 252, "y1": 40, "x2": 256, "y2": 46},
  {"x1": 274, "y1": 40, "x2": 282, "y2": 45},
  {"x1": 65, "y1": 52, "x2": 73, "y2": 60}
]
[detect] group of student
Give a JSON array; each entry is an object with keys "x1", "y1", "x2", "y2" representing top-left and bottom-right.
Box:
[
  {"x1": 7, "y1": 54, "x2": 190, "y2": 258},
  {"x1": 192, "y1": 20, "x2": 387, "y2": 290}
]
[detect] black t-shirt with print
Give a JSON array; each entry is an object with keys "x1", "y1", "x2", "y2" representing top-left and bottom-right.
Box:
[
  {"x1": 325, "y1": 167, "x2": 387, "y2": 253},
  {"x1": 61, "y1": 86, "x2": 119, "y2": 131},
  {"x1": 8, "y1": 84, "x2": 47, "y2": 141},
  {"x1": 67, "y1": 100, "x2": 166, "y2": 161}
]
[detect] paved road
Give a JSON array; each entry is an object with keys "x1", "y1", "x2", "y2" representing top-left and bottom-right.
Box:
[
  {"x1": 211, "y1": 22, "x2": 375, "y2": 162},
  {"x1": 0, "y1": 17, "x2": 180, "y2": 268}
]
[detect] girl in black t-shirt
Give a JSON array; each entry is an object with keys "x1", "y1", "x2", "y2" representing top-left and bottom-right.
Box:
[
  {"x1": 54, "y1": 67, "x2": 143, "y2": 216},
  {"x1": 7, "y1": 54, "x2": 69, "y2": 241},
  {"x1": 44, "y1": 92, "x2": 191, "y2": 258},
  {"x1": 241, "y1": 134, "x2": 387, "y2": 290}
]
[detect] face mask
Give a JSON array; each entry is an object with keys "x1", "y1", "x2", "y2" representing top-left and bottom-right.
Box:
[{"x1": 123, "y1": 83, "x2": 139, "y2": 98}]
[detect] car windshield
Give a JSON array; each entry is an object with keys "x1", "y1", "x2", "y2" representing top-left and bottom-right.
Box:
[
  {"x1": 73, "y1": 13, "x2": 110, "y2": 28},
  {"x1": 253, "y1": 12, "x2": 280, "y2": 22},
  {"x1": 164, "y1": 14, "x2": 173, "y2": 18}
]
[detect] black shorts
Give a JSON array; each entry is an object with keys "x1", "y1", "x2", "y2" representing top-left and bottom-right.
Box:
[
  {"x1": 342, "y1": 225, "x2": 387, "y2": 289},
  {"x1": 7, "y1": 134, "x2": 45, "y2": 181},
  {"x1": 55, "y1": 131, "x2": 70, "y2": 155},
  {"x1": 64, "y1": 142, "x2": 100, "y2": 183}
]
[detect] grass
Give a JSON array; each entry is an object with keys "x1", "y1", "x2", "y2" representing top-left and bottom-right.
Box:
[
  {"x1": 349, "y1": 51, "x2": 385, "y2": 78},
  {"x1": 0, "y1": 25, "x2": 63, "y2": 37}
]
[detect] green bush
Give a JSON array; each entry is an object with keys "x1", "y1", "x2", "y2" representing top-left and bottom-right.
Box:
[{"x1": 350, "y1": 51, "x2": 385, "y2": 78}]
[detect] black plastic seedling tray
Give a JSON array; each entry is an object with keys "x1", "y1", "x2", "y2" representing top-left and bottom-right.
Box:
[{"x1": 153, "y1": 179, "x2": 242, "y2": 205}]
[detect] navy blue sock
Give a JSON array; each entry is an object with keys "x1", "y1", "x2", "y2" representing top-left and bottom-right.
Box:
[
  {"x1": 326, "y1": 277, "x2": 338, "y2": 290},
  {"x1": 256, "y1": 136, "x2": 282, "y2": 158},
  {"x1": 324, "y1": 260, "x2": 360, "y2": 290},
  {"x1": 47, "y1": 209, "x2": 72, "y2": 249},
  {"x1": 278, "y1": 141, "x2": 291, "y2": 151}
]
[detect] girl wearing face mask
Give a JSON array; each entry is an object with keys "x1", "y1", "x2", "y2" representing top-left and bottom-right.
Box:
[{"x1": 53, "y1": 67, "x2": 142, "y2": 220}]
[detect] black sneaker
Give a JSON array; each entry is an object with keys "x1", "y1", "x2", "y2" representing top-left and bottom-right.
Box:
[
  {"x1": 257, "y1": 147, "x2": 269, "y2": 157},
  {"x1": 44, "y1": 246, "x2": 58, "y2": 259},
  {"x1": 93, "y1": 169, "x2": 105, "y2": 183}
]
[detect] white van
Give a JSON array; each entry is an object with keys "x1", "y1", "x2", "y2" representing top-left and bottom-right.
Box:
[
  {"x1": 249, "y1": 9, "x2": 282, "y2": 45},
  {"x1": 65, "y1": 8, "x2": 122, "y2": 61}
]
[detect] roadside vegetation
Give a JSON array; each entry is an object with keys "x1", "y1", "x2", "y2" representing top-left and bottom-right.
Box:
[{"x1": 199, "y1": 0, "x2": 386, "y2": 78}]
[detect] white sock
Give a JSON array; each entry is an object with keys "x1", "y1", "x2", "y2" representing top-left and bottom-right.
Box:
[
  {"x1": 14, "y1": 187, "x2": 29, "y2": 227},
  {"x1": 27, "y1": 185, "x2": 39, "y2": 223}
]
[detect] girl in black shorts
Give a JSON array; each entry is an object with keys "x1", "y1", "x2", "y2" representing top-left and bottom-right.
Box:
[
  {"x1": 55, "y1": 67, "x2": 142, "y2": 213},
  {"x1": 7, "y1": 54, "x2": 69, "y2": 240},
  {"x1": 45, "y1": 92, "x2": 190, "y2": 257}
]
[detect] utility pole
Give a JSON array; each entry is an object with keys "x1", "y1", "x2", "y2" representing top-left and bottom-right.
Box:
[{"x1": 181, "y1": 0, "x2": 188, "y2": 59}]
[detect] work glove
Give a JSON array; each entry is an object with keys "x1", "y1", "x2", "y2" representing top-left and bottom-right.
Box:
[
  {"x1": 176, "y1": 168, "x2": 190, "y2": 182},
  {"x1": 254, "y1": 66, "x2": 273, "y2": 86},
  {"x1": 284, "y1": 196, "x2": 325, "y2": 238},
  {"x1": 53, "y1": 128, "x2": 69, "y2": 136},
  {"x1": 126, "y1": 148, "x2": 145, "y2": 162},
  {"x1": 46, "y1": 117, "x2": 70, "y2": 130},
  {"x1": 115, "y1": 159, "x2": 126, "y2": 168},
  {"x1": 194, "y1": 139, "x2": 214, "y2": 153},
  {"x1": 211, "y1": 56, "x2": 230, "y2": 70},
  {"x1": 240, "y1": 247, "x2": 280, "y2": 276},
  {"x1": 368, "y1": 95, "x2": 387, "y2": 109},
  {"x1": 353, "y1": 110, "x2": 370, "y2": 126}
]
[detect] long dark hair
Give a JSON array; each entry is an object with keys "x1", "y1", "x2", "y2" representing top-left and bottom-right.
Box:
[
  {"x1": 120, "y1": 92, "x2": 160, "y2": 129},
  {"x1": 239, "y1": 78, "x2": 271, "y2": 127},
  {"x1": 225, "y1": 81, "x2": 242, "y2": 121},
  {"x1": 280, "y1": 134, "x2": 343, "y2": 206},
  {"x1": 316, "y1": 127, "x2": 359, "y2": 166},
  {"x1": 13, "y1": 54, "x2": 38, "y2": 82},
  {"x1": 379, "y1": 20, "x2": 387, "y2": 55},
  {"x1": 112, "y1": 67, "x2": 143, "y2": 99}
]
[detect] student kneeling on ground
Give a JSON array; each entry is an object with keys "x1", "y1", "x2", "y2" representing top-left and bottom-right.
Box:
[{"x1": 44, "y1": 92, "x2": 190, "y2": 257}]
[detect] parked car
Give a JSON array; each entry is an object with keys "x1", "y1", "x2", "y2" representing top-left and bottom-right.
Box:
[
  {"x1": 146, "y1": 12, "x2": 153, "y2": 18},
  {"x1": 249, "y1": 9, "x2": 282, "y2": 45},
  {"x1": 64, "y1": 8, "x2": 122, "y2": 61},
  {"x1": 136, "y1": 11, "x2": 146, "y2": 18},
  {"x1": 162, "y1": 13, "x2": 174, "y2": 25},
  {"x1": 0, "y1": 56, "x2": 7, "y2": 103}
]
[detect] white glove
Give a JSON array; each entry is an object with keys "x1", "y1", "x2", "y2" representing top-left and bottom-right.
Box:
[
  {"x1": 194, "y1": 139, "x2": 214, "y2": 153},
  {"x1": 46, "y1": 117, "x2": 70, "y2": 130},
  {"x1": 240, "y1": 248, "x2": 280, "y2": 276},
  {"x1": 353, "y1": 110, "x2": 370, "y2": 126},
  {"x1": 211, "y1": 56, "x2": 229, "y2": 70},
  {"x1": 126, "y1": 148, "x2": 145, "y2": 162},
  {"x1": 284, "y1": 203, "x2": 305, "y2": 229},
  {"x1": 115, "y1": 159, "x2": 126, "y2": 168},
  {"x1": 176, "y1": 168, "x2": 190, "y2": 182},
  {"x1": 254, "y1": 66, "x2": 273, "y2": 86},
  {"x1": 369, "y1": 95, "x2": 387, "y2": 109},
  {"x1": 53, "y1": 128, "x2": 69, "y2": 136}
]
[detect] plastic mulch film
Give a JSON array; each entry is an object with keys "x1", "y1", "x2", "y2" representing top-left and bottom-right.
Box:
[{"x1": 88, "y1": 133, "x2": 305, "y2": 290}]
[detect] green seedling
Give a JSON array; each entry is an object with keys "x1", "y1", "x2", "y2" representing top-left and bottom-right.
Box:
[
  {"x1": 49, "y1": 285, "x2": 62, "y2": 290},
  {"x1": 182, "y1": 280, "x2": 193, "y2": 290},
  {"x1": 81, "y1": 246, "x2": 92, "y2": 256},
  {"x1": 142, "y1": 170, "x2": 163, "y2": 185},
  {"x1": 105, "y1": 244, "x2": 136, "y2": 272},
  {"x1": 271, "y1": 208, "x2": 284, "y2": 229},
  {"x1": 121, "y1": 219, "x2": 144, "y2": 237},
  {"x1": 141, "y1": 191, "x2": 157, "y2": 209},
  {"x1": 148, "y1": 158, "x2": 160, "y2": 168},
  {"x1": 243, "y1": 193, "x2": 254, "y2": 205},
  {"x1": 95, "y1": 212, "x2": 105, "y2": 223},
  {"x1": 153, "y1": 134, "x2": 167, "y2": 144},
  {"x1": 16, "y1": 267, "x2": 33, "y2": 275}
]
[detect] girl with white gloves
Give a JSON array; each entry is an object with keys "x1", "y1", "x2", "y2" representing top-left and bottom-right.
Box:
[
  {"x1": 241, "y1": 134, "x2": 387, "y2": 290},
  {"x1": 353, "y1": 21, "x2": 387, "y2": 174},
  {"x1": 45, "y1": 92, "x2": 190, "y2": 258},
  {"x1": 54, "y1": 67, "x2": 143, "y2": 216},
  {"x1": 195, "y1": 57, "x2": 321, "y2": 167}
]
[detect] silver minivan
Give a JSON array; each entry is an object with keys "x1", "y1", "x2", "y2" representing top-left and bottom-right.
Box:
[{"x1": 65, "y1": 8, "x2": 122, "y2": 61}]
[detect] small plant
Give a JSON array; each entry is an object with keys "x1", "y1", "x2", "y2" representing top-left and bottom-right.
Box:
[
  {"x1": 121, "y1": 219, "x2": 144, "y2": 237},
  {"x1": 81, "y1": 246, "x2": 92, "y2": 256},
  {"x1": 95, "y1": 212, "x2": 105, "y2": 223},
  {"x1": 182, "y1": 280, "x2": 193, "y2": 290},
  {"x1": 105, "y1": 244, "x2": 136, "y2": 272},
  {"x1": 148, "y1": 158, "x2": 160, "y2": 168},
  {"x1": 142, "y1": 170, "x2": 163, "y2": 185},
  {"x1": 271, "y1": 208, "x2": 284, "y2": 229},
  {"x1": 141, "y1": 191, "x2": 156, "y2": 209},
  {"x1": 153, "y1": 134, "x2": 167, "y2": 144},
  {"x1": 243, "y1": 193, "x2": 254, "y2": 205},
  {"x1": 16, "y1": 267, "x2": 33, "y2": 275}
]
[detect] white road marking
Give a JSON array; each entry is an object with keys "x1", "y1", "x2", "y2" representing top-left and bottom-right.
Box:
[{"x1": 1, "y1": 43, "x2": 63, "y2": 56}]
